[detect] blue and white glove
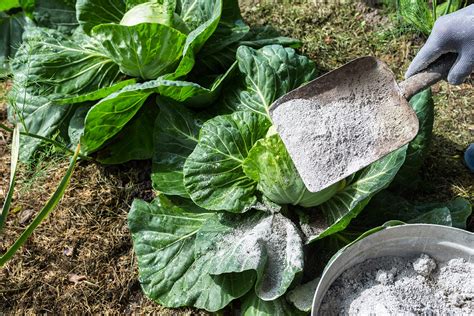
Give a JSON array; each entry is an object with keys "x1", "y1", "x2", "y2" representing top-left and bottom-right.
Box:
[{"x1": 406, "y1": 5, "x2": 474, "y2": 84}]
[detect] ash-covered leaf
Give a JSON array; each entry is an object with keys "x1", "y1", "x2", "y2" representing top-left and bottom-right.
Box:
[
  {"x1": 195, "y1": 211, "x2": 304, "y2": 301},
  {"x1": 286, "y1": 277, "x2": 320, "y2": 312},
  {"x1": 128, "y1": 195, "x2": 254, "y2": 312}
]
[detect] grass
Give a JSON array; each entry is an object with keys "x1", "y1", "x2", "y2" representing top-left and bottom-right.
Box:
[{"x1": 0, "y1": 1, "x2": 472, "y2": 313}]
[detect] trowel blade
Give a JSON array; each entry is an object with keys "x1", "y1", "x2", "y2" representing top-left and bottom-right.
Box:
[{"x1": 269, "y1": 57, "x2": 419, "y2": 193}]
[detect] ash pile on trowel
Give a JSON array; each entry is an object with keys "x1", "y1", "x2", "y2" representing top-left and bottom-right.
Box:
[
  {"x1": 271, "y1": 97, "x2": 416, "y2": 192},
  {"x1": 320, "y1": 254, "x2": 474, "y2": 315}
]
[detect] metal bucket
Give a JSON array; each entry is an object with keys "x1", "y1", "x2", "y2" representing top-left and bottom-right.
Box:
[{"x1": 311, "y1": 224, "x2": 474, "y2": 315}]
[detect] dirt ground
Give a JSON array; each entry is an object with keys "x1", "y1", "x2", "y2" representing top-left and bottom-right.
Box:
[{"x1": 1, "y1": 2, "x2": 472, "y2": 314}]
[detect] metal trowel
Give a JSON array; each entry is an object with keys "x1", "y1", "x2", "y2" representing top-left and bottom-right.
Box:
[{"x1": 269, "y1": 54, "x2": 456, "y2": 193}]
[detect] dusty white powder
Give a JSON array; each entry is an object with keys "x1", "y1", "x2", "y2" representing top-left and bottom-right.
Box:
[
  {"x1": 211, "y1": 213, "x2": 304, "y2": 300},
  {"x1": 319, "y1": 254, "x2": 474, "y2": 315},
  {"x1": 271, "y1": 96, "x2": 418, "y2": 192}
]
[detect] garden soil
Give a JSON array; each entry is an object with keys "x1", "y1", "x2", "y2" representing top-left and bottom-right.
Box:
[
  {"x1": 320, "y1": 254, "x2": 474, "y2": 315},
  {"x1": 1, "y1": 2, "x2": 473, "y2": 314}
]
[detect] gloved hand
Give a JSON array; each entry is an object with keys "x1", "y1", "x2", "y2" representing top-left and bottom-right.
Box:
[{"x1": 406, "y1": 4, "x2": 474, "y2": 84}]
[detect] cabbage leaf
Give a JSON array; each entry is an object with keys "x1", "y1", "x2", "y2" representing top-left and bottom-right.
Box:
[
  {"x1": 391, "y1": 88, "x2": 434, "y2": 190},
  {"x1": 9, "y1": 27, "x2": 122, "y2": 159},
  {"x1": 243, "y1": 134, "x2": 344, "y2": 208},
  {"x1": 151, "y1": 101, "x2": 208, "y2": 197},
  {"x1": 0, "y1": 12, "x2": 28, "y2": 77},
  {"x1": 222, "y1": 45, "x2": 316, "y2": 118},
  {"x1": 95, "y1": 100, "x2": 159, "y2": 164},
  {"x1": 92, "y1": 23, "x2": 187, "y2": 80},
  {"x1": 76, "y1": 0, "x2": 125, "y2": 34},
  {"x1": 300, "y1": 145, "x2": 408, "y2": 243},
  {"x1": 31, "y1": 0, "x2": 78, "y2": 33},
  {"x1": 81, "y1": 68, "x2": 235, "y2": 154},
  {"x1": 183, "y1": 111, "x2": 271, "y2": 212},
  {"x1": 128, "y1": 195, "x2": 254, "y2": 312},
  {"x1": 129, "y1": 195, "x2": 305, "y2": 311}
]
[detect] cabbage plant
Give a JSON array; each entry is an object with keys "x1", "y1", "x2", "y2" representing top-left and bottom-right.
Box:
[
  {"x1": 8, "y1": 0, "x2": 299, "y2": 161},
  {"x1": 129, "y1": 43, "x2": 465, "y2": 314}
]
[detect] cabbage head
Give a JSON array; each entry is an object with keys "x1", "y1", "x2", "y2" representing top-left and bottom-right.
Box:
[{"x1": 120, "y1": 2, "x2": 189, "y2": 34}]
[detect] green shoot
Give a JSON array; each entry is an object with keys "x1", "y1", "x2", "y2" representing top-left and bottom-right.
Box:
[
  {"x1": 0, "y1": 124, "x2": 20, "y2": 231},
  {"x1": 0, "y1": 144, "x2": 81, "y2": 266}
]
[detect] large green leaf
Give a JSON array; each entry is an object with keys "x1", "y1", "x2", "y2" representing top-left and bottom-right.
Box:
[
  {"x1": 128, "y1": 195, "x2": 254, "y2": 312},
  {"x1": 391, "y1": 88, "x2": 434, "y2": 190},
  {"x1": 0, "y1": 12, "x2": 28, "y2": 77},
  {"x1": 195, "y1": 211, "x2": 304, "y2": 301},
  {"x1": 239, "y1": 26, "x2": 301, "y2": 48},
  {"x1": 8, "y1": 27, "x2": 123, "y2": 159},
  {"x1": 11, "y1": 27, "x2": 121, "y2": 101},
  {"x1": 81, "y1": 68, "x2": 235, "y2": 154},
  {"x1": 221, "y1": 45, "x2": 316, "y2": 118},
  {"x1": 96, "y1": 99, "x2": 159, "y2": 164},
  {"x1": 165, "y1": 0, "x2": 222, "y2": 79},
  {"x1": 183, "y1": 111, "x2": 271, "y2": 213},
  {"x1": 76, "y1": 0, "x2": 125, "y2": 34},
  {"x1": 243, "y1": 134, "x2": 343, "y2": 207},
  {"x1": 198, "y1": 26, "x2": 301, "y2": 74},
  {"x1": 151, "y1": 101, "x2": 207, "y2": 197},
  {"x1": 178, "y1": 0, "x2": 218, "y2": 30},
  {"x1": 301, "y1": 146, "x2": 408, "y2": 243},
  {"x1": 195, "y1": 0, "x2": 248, "y2": 58},
  {"x1": 92, "y1": 23, "x2": 187, "y2": 80},
  {"x1": 156, "y1": 60, "x2": 237, "y2": 106},
  {"x1": 81, "y1": 83, "x2": 153, "y2": 153},
  {"x1": 12, "y1": 98, "x2": 74, "y2": 161},
  {"x1": 31, "y1": 0, "x2": 78, "y2": 33},
  {"x1": 56, "y1": 79, "x2": 137, "y2": 105}
]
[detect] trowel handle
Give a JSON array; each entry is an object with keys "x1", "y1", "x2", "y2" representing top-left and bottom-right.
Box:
[{"x1": 398, "y1": 53, "x2": 458, "y2": 100}]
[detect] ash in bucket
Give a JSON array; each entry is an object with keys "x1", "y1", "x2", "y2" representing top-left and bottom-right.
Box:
[{"x1": 319, "y1": 254, "x2": 474, "y2": 315}]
